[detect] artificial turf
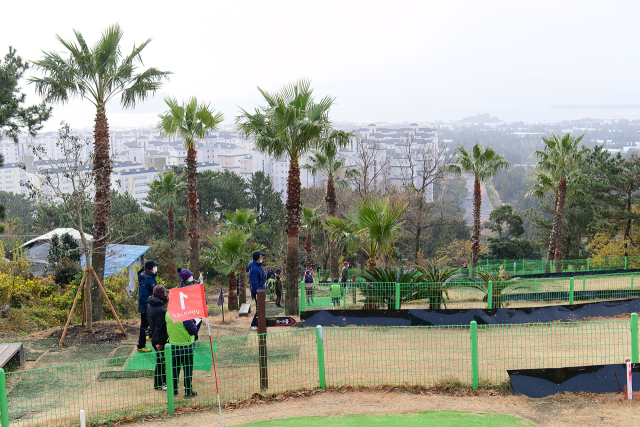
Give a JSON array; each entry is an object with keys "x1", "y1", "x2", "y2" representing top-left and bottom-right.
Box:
[{"x1": 235, "y1": 411, "x2": 534, "y2": 427}]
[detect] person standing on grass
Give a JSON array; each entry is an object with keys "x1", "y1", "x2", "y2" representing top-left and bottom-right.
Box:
[
  {"x1": 147, "y1": 285, "x2": 169, "y2": 391},
  {"x1": 274, "y1": 274, "x2": 283, "y2": 307},
  {"x1": 304, "y1": 269, "x2": 315, "y2": 305},
  {"x1": 341, "y1": 261, "x2": 349, "y2": 288},
  {"x1": 165, "y1": 307, "x2": 198, "y2": 398},
  {"x1": 137, "y1": 260, "x2": 160, "y2": 352},
  {"x1": 248, "y1": 250, "x2": 267, "y2": 303},
  {"x1": 330, "y1": 278, "x2": 341, "y2": 308}
]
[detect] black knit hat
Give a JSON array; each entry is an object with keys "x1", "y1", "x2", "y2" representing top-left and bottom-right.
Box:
[{"x1": 252, "y1": 250, "x2": 265, "y2": 261}]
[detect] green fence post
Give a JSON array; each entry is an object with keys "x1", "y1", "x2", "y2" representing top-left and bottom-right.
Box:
[
  {"x1": 631, "y1": 275, "x2": 634, "y2": 291},
  {"x1": 301, "y1": 283, "x2": 306, "y2": 312},
  {"x1": 631, "y1": 313, "x2": 639, "y2": 364},
  {"x1": 569, "y1": 278, "x2": 574, "y2": 305},
  {"x1": 315, "y1": 325, "x2": 326, "y2": 388},
  {"x1": 165, "y1": 344, "x2": 175, "y2": 414},
  {"x1": 395, "y1": 283, "x2": 401, "y2": 310},
  {"x1": 534, "y1": 278, "x2": 538, "y2": 294},
  {"x1": 625, "y1": 256, "x2": 628, "y2": 270},
  {"x1": 587, "y1": 258, "x2": 590, "y2": 271},
  {"x1": 342, "y1": 286, "x2": 346, "y2": 308},
  {"x1": 582, "y1": 276, "x2": 586, "y2": 292},
  {"x1": 487, "y1": 281, "x2": 493, "y2": 310},
  {"x1": 470, "y1": 321, "x2": 479, "y2": 391},
  {"x1": 0, "y1": 368, "x2": 8, "y2": 427}
]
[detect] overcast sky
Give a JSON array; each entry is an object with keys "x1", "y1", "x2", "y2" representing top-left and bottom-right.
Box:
[{"x1": 3, "y1": 0, "x2": 640, "y2": 131}]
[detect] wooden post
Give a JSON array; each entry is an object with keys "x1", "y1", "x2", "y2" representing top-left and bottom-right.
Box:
[
  {"x1": 59, "y1": 272, "x2": 87, "y2": 346},
  {"x1": 89, "y1": 267, "x2": 127, "y2": 336},
  {"x1": 221, "y1": 288, "x2": 225, "y2": 324},
  {"x1": 81, "y1": 299, "x2": 86, "y2": 326},
  {"x1": 257, "y1": 289, "x2": 268, "y2": 390}
]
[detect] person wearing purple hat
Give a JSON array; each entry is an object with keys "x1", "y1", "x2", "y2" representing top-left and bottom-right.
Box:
[
  {"x1": 147, "y1": 285, "x2": 169, "y2": 390},
  {"x1": 178, "y1": 268, "x2": 195, "y2": 288}
]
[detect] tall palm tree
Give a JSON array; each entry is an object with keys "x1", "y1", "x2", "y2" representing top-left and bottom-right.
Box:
[
  {"x1": 303, "y1": 134, "x2": 350, "y2": 279},
  {"x1": 157, "y1": 97, "x2": 223, "y2": 278},
  {"x1": 301, "y1": 206, "x2": 323, "y2": 270},
  {"x1": 30, "y1": 24, "x2": 170, "y2": 321},
  {"x1": 148, "y1": 171, "x2": 185, "y2": 243},
  {"x1": 220, "y1": 208, "x2": 265, "y2": 304},
  {"x1": 449, "y1": 143, "x2": 510, "y2": 269},
  {"x1": 536, "y1": 133, "x2": 585, "y2": 262},
  {"x1": 202, "y1": 229, "x2": 260, "y2": 311},
  {"x1": 236, "y1": 79, "x2": 342, "y2": 315},
  {"x1": 326, "y1": 196, "x2": 407, "y2": 268}
]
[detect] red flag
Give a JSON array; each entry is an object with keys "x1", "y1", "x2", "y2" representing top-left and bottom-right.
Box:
[{"x1": 167, "y1": 284, "x2": 208, "y2": 322}]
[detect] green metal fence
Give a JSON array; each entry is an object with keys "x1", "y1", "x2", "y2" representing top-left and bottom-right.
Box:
[
  {"x1": 1, "y1": 315, "x2": 639, "y2": 426},
  {"x1": 300, "y1": 272, "x2": 640, "y2": 312},
  {"x1": 316, "y1": 256, "x2": 640, "y2": 280}
]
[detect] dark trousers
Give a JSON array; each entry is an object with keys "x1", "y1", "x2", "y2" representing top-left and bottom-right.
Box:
[
  {"x1": 172, "y1": 345, "x2": 194, "y2": 394},
  {"x1": 138, "y1": 312, "x2": 149, "y2": 349},
  {"x1": 153, "y1": 344, "x2": 166, "y2": 388}
]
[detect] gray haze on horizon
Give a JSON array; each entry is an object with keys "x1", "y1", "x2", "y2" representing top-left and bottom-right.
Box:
[{"x1": 3, "y1": 0, "x2": 640, "y2": 131}]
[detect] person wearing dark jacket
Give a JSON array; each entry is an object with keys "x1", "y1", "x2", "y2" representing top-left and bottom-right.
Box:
[
  {"x1": 248, "y1": 251, "x2": 266, "y2": 302},
  {"x1": 138, "y1": 260, "x2": 160, "y2": 352},
  {"x1": 166, "y1": 310, "x2": 199, "y2": 398},
  {"x1": 147, "y1": 285, "x2": 169, "y2": 390},
  {"x1": 274, "y1": 275, "x2": 283, "y2": 307}
]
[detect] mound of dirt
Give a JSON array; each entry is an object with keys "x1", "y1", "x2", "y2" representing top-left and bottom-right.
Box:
[{"x1": 45, "y1": 320, "x2": 139, "y2": 346}]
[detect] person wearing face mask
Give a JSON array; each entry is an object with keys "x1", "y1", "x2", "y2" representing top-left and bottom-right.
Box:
[
  {"x1": 178, "y1": 268, "x2": 196, "y2": 288},
  {"x1": 147, "y1": 285, "x2": 169, "y2": 390},
  {"x1": 248, "y1": 250, "x2": 267, "y2": 303},
  {"x1": 137, "y1": 260, "x2": 160, "y2": 352}
]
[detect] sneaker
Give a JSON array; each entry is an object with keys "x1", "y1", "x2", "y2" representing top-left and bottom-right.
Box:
[
  {"x1": 138, "y1": 347, "x2": 152, "y2": 353},
  {"x1": 250, "y1": 326, "x2": 258, "y2": 330},
  {"x1": 162, "y1": 385, "x2": 167, "y2": 391},
  {"x1": 185, "y1": 391, "x2": 198, "y2": 398}
]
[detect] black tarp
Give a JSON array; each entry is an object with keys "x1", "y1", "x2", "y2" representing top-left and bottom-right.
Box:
[
  {"x1": 508, "y1": 364, "x2": 640, "y2": 398},
  {"x1": 300, "y1": 297, "x2": 640, "y2": 327}
]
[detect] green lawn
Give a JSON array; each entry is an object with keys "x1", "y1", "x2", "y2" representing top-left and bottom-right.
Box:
[{"x1": 235, "y1": 412, "x2": 534, "y2": 427}]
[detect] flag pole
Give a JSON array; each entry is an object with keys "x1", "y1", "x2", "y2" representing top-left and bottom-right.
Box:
[{"x1": 206, "y1": 317, "x2": 223, "y2": 426}]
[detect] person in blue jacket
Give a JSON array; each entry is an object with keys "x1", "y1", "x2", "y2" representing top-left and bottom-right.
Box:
[
  {"x1": 248, "y1": 250, "x2": 266, "y2": 303},
  {"x1": 137, "y1": 260, "x2": 160, "y2": 352}
]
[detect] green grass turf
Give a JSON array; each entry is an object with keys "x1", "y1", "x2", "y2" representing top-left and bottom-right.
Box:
[
  {"x1": 235, "y1": 412, "x2": 534, "y2": 427},
  {"x1": 124, "y1": 342, "x2": 217, "y2": 371}
]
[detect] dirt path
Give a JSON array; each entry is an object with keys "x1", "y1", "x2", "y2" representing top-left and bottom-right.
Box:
[{"x1": 123, "y1": 389, "x2": 640, "y2": 427}]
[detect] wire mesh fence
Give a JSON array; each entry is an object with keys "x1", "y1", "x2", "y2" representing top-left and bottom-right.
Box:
[
  {"x1": 2, "y1": 316, "x2": 638, "y2": 427},
  {"x1": 300, "y1": 273, "x2": 640, "y2": 312}
]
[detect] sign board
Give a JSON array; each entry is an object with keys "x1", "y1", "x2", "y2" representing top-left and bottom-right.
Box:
[
  {"x1": 167, "y1": 284, "x2": 208, "y2": 322},
  {"x1": 265, "y1": 316, "x2": 296, "y2": 327}
]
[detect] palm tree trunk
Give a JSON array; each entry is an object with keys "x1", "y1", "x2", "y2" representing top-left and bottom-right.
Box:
[
  {"x1": 305, "y1": 231, "x2": 313, "y2": 270},
  {"x1": 186, "y1": 147, "x2": 200, "y2": 278},
  {"x1": 167, "y1": 205, "x2": 175, "y2": 244},
  {"x1": 238, "y1": 268, "x2": 247, "y2": 305},
  {"x1": 285, "y1": 159, "x2": 301, "y2": 316},
  {"x1": 471, "y1": 177, "x2": 481, "y2": 269},
  {"x1": 326, "y1": 175, "x2": 339, "y2": 280},
  {"x1": 228, "y1": 271, "x2": 238, "y2": 311},
  {"x1": 90, "y1": 102, "x2": 112, "y2": 322},
  {"x1": 548, "y1": 178, "x2": 567, "y2": 264}
]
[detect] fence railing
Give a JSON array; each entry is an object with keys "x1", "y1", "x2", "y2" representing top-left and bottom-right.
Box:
[
  {"x1": 316, "y1": 256, "x2": 640, "y2": 280},
  {"x1": 2, "y1": 314, "x2": 639, "y2": 427},
  {"x1": 301, "y1": 272, "x2": 640, "y2": 312}
]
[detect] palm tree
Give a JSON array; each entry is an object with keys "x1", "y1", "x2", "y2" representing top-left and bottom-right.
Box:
[
  {"x1": 237, "y1": 79, "x2": 342, "y2": 315},
  {"x1": 157, "y1": 97, "x2": 223, "y2": 278},
  {"x1": 30, "y1": 24, "x2": 170, "y2": 321},
  {"x1": 220, "y1": 208, "x2": 265, "y2": 304},
  {"x1": 536, "y1": 133, "x2": 585, "y2": 263},
  {"x1": 326, "y1": 196, "x2": 407, "y2": 268},
  {"x1": 449, "y1": 143, "x2": 510, "y2": 270},
  {"x1": 148, "y1": 171, "x2": 185, "y2": 243},
  {"x1": 301, "y1": 206, "x2": 323, "y2": 270},
  {"x1": 202, "y1": 229, "x2": 256, "y2": 311},
  {"x1": 303, "y1": 134, "x2": 350, "y2": 279}
]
